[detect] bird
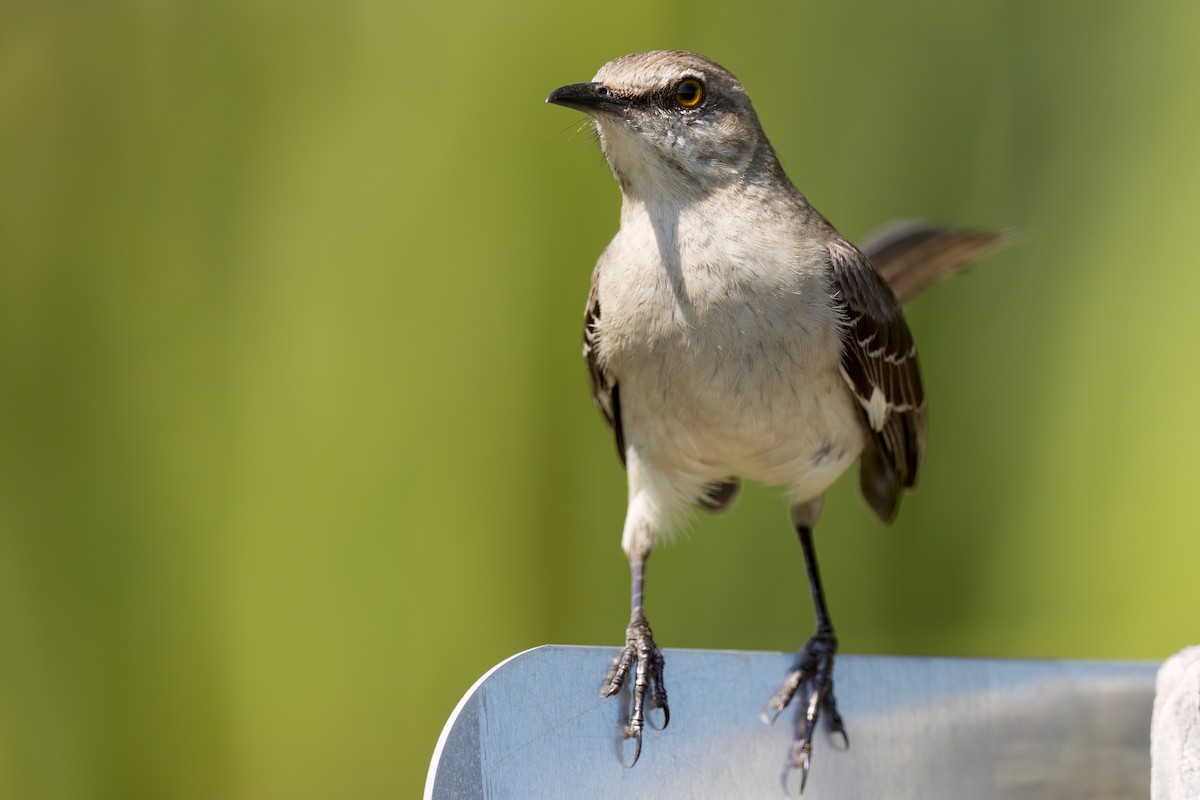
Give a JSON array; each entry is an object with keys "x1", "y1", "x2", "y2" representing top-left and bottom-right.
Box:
[{"x1": 546, "y1": 50, "x2": 1009, "y2": 789}]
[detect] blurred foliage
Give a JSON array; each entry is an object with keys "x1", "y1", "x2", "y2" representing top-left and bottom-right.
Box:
[{"x1": 2, "y1": 0, "x2": 1199, "y2": 798}]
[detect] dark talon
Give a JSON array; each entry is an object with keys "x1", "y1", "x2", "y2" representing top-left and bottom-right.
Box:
[
  {"x1": 792, "y1": 739, "x2": 812, "y2": 794},
  {"x1": 622, "y1": 725, "x2": 643, "y2": 766},
  {"x1": 826, "y1": 696, "x2": 849, "y2": 749},
  {"x1": 649, "y1": 700, "x2": 669, "y2": 731}
]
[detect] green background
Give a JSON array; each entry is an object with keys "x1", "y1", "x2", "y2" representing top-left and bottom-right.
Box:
[{"x1": 3, "y1": 1, "x2": 1198, "y2": 798}]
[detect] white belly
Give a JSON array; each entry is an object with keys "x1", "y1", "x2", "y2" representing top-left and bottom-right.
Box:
[
  {"x1": 602, "y1": 268, "x2": 864, "y2": 504},
  {"x1": 620, "y1": 342, "x2": 861, "y2": 500}
]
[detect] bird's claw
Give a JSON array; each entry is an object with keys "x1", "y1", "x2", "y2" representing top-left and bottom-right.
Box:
[
  {"x1": 603, "y1": 612, "x2": 668, "y2": 766},
  {"x1": 765, "y1": 629, "x2": 846, "y2": 793},
  {"x1": 827, "y1": 707, "x2": 849, "y2": 750},
  {"x1": 792, "y1": 739, "x2": 813, "y2": 794},
  {"x1": 762, "y1": 668, "x2": 804, "y2": 725},
  {"x1": 622, "y1": 723, "x2": 643, "y2": 766}
]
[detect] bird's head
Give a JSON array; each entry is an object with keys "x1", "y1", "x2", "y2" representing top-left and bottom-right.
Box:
[{"x1": 547, "y1": 51, "x2": 778, "y2": 201}]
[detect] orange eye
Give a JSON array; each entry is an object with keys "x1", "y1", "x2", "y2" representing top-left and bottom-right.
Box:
[{"x1": 675, "y1": 78, "x2": 703, "y2": 108}]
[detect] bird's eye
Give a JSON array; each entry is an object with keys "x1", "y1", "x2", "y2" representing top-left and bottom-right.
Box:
[{"x1": 674, "y1": 78, "x2": 704, "y2": 108}]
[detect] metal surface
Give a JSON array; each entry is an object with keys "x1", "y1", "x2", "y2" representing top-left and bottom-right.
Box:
[{"x1": 425, "y1": 646, "x2": 1156, "y2": 799}]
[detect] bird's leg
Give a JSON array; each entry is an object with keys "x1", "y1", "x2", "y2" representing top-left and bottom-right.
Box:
[
  {"x1": 602, "y1": 548, "x2": 668, "y2": 765},
  {"x1": 764, "y1": 500, "x2": 847, "y2": 792}
]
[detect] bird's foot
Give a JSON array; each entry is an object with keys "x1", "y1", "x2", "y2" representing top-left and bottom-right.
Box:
[
  {"x1": 762, "y1": 628, "x2": 847, "y2": 793},
  {"x1": 602, "y1": 611, "x2": 669, "y2": 765}
]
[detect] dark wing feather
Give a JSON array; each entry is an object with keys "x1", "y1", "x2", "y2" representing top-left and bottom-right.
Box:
[
  {"x1": 583, "y1": 277, "x2": 625, "y2": 465},
  {"x1": 697, "y1": 479, "x2": 741, "y2": 513},
  {"x1": 829, "y1": 240, "x2": 927, "y2": 522}
]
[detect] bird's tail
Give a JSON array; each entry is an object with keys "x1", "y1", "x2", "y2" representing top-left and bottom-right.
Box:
[{"x1": 861, "y1": 222, "x2": 1020, "y2": 306}]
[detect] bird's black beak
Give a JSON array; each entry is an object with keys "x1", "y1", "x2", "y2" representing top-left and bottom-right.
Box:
[{"x1": 546, "y1": 82, "x2": 624, "y2": 114}]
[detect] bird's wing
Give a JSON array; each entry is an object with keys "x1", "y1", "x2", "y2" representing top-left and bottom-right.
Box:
[
  {"x1": 583, "y1": 273, "x2": 626, "y2": 465},
  {"x1": 828, "y1": 240, "x2": 927, "y2": 522}
]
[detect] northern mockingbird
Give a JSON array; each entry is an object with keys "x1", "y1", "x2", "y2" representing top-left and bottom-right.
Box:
[{"x1": 547, "y1": 50, "x2": 1009, "y2": 789}]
